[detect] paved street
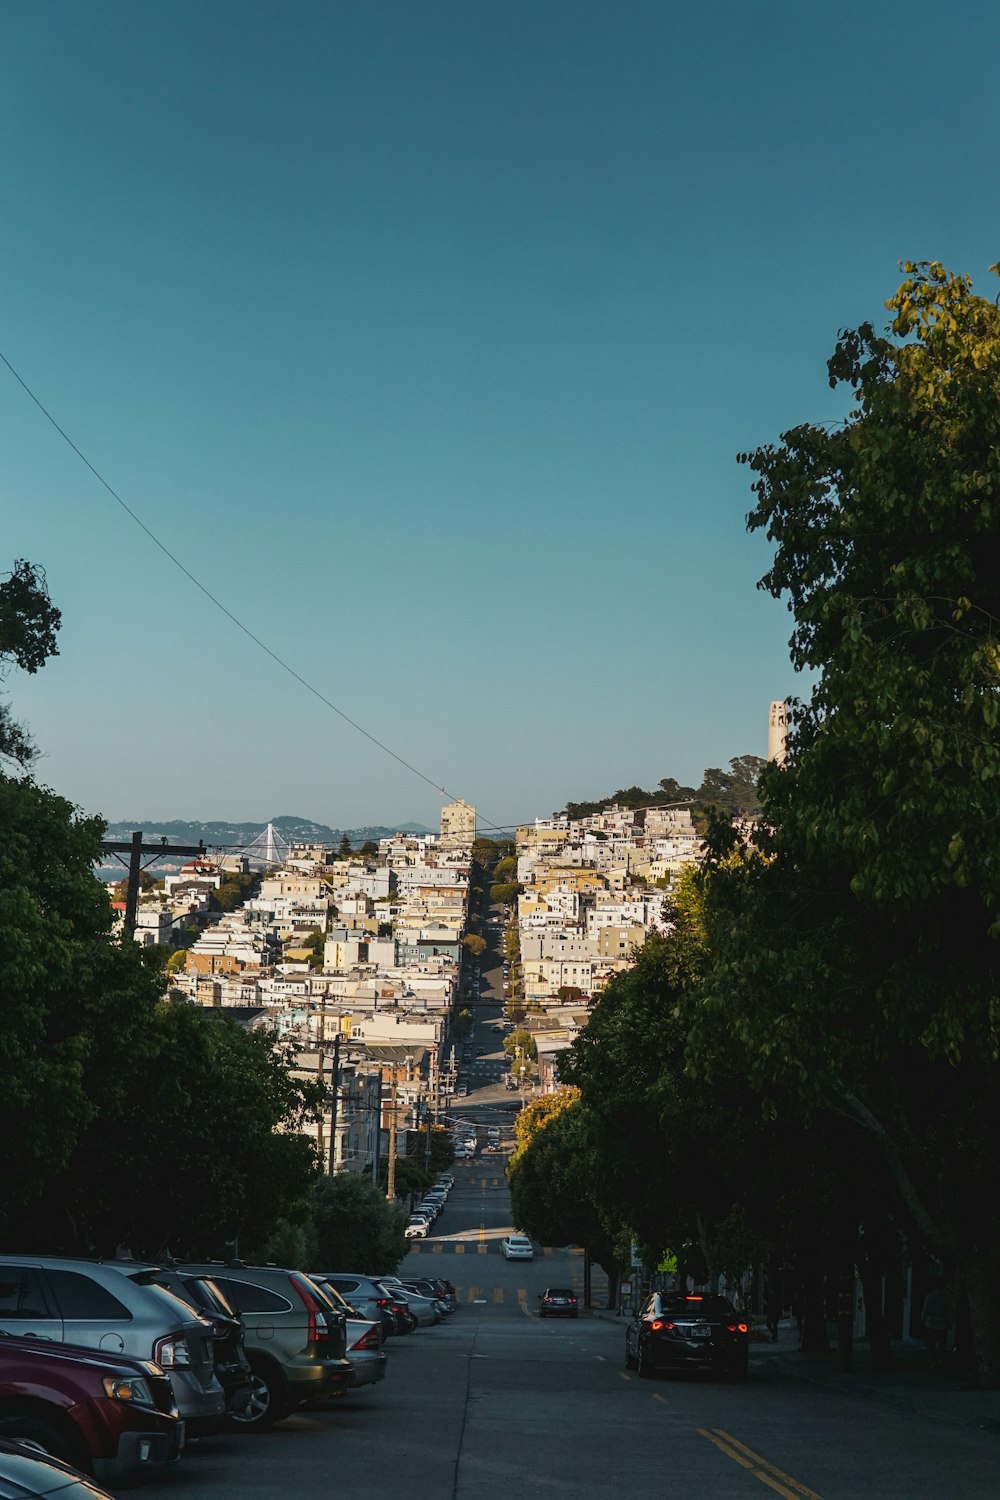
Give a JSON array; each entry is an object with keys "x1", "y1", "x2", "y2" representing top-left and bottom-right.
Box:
[{"x1": 132, "y1": 1148, "x2": 999, "y2": 1500}]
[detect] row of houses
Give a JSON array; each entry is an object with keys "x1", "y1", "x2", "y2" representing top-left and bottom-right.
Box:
[
  {"x1": 127, "y1": 802, "x2": 480, "y2": 1174},
  {"x1": 511, "y1": 803, "x2": 703, "y2": 1092}
]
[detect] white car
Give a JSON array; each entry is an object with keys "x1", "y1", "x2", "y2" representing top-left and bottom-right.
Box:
[
  {"x1": 501, "y1": 1234, "x2": 534, "y2": 1260},
  {"x1": 405, "y1": 1216, "x2": 430, "y2": 1238}
]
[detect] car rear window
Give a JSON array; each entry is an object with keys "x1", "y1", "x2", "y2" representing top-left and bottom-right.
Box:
[
  {"x1": 45, "y1": 1270, "x2": 132, "y2": 1321},
  {"x1": 660, "y1": 1295, "x2": 735, "y2": 1319},
  {"x1": 544, "y1": 1289, "x2": 574, "y2": 1298},
  {"x1": 213, "y1": 1277, "x2": 293, "y2": 1314}
]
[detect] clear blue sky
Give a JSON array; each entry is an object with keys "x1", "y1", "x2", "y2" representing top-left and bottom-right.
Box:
[{"x1": 3, "y1": 0, "x2": 998, "y2": 831}]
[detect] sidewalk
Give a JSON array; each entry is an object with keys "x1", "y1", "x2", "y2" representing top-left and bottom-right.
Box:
[{"x1": 591, "y1": 1310, "x2": 1000, "y2": 1433}]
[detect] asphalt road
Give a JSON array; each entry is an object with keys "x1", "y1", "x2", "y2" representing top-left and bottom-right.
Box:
[
  {"x1": 129, "y1": 919, "x2": 997, "y2": 1499},
  {"x1": 136, "y1": 1151, "x2": 998, "y2": 1500}
]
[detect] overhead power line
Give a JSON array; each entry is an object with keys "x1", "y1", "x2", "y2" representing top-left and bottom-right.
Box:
[{"x1": 1, "y1": 348, "x2": 506, "y2": 829}]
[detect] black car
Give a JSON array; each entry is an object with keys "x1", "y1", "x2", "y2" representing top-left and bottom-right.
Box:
[
  {"x1": 625, "y1": 1292, "x2": 748, "y2": 1380},
  {"x1": 538, "y1": 1287, "x2": 578, "y2": 1318}
]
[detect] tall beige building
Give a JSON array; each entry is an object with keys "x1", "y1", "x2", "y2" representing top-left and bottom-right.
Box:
[
  {"x1": 768, "y1": 700, "x2": 788, "y2": 766},
  {"x1": 440, "y1": 799, "x2": 476, "y2": 847}
]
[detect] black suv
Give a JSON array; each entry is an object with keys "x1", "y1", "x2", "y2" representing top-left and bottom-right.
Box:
[{"x1": 179, "y1": 1264, "x2": 352, "y2": 1429}]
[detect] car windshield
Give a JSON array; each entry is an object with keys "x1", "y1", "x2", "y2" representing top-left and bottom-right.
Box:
[{"x1": 660, "y1": 1294, "x2": 735, "y2": 1319}]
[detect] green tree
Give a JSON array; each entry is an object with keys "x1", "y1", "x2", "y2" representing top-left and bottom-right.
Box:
[
  {"x1": 360, "y1": 840, "x2": 378, "y2": 857},
  {"x1": 301, "y1": 927, "x2": 326, "y2": 971},
  {"x1": 17, "y1": 1004, "x2": 324, "y2": 1256},
  {"x1": 311, "y1": 1173, "x2": 407, "y2": 1273},
  {"x1": 508, "y1": 1094, "x2": 620, "y2": 1303},
  {"x1": 337, "y1": 833, "x2": 352, "y2": 858},
  {"x1": 698, "y1": 260, "x2": 1000, "y2": 1384},
  {"x1": 0, "y1": 775, "x2": 166, "y2": 1225},
  {"x1": 463, "y1": 933, "x2": 486, "y2": 957},
  {"x1": 490, "y1": 882, "x2": 522, "y2": 905},
  {"x1": 504, "y1": 1028, "x2": 537, "y2": 1062},
  {"x1": 452, "y1": 1007, "x2": 474, "y2": 1040},
  {"x1": 0, "y1": 560, "x2": 61, "y2": 766},
  {"x1": 493, "y1": 857, "x2": 518, "y2": 883}
]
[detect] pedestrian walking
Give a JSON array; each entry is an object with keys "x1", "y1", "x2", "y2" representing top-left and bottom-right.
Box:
[{"x1": 920, "y1": 1277, "x2": 953, "y2": 1368}]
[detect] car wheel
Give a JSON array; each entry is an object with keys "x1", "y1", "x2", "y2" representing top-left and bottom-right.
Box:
[
  {"x1": 0, "y1": 1416, "x2": 82, "y2": 1471},
  {"x1": 637, "y1": 1342, "x2": 655, "y2": 1379},
  {"x1": 227, "y1": 1363, "x2": 290, "y2": 1431},
  {"x1": 625, "y1": 1337, "x2": 637, "y2": 1371}
]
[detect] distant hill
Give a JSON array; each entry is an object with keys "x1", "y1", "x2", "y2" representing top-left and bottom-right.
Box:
[{"x1": 96, "y1": 816, "x2": 434, "y2": 875}]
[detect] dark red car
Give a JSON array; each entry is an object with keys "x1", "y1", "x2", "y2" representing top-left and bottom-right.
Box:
[{"x1": 0, "y1": 1334, "x2": 183, "y2": 1484}]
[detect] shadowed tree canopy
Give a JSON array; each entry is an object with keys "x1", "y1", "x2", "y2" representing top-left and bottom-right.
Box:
[
  {"x1": 695, "y1": 260, "x2": 1000, "y2": 1385},
  {"x1": 0, "y1": 560, "x2": 61, "y2": 765}
]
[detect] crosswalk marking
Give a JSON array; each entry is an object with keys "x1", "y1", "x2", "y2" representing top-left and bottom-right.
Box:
[
  {"x1": 454, "y1": 1244, "x2": 465, "y2": 1254},
  {"x1": 477, "y1": 1244, "x2": 488, "y2": 1254},
  {"x1": 493, "y1": 1287, "x2": 504, "y2": 1303},
  {"x1": 466, "y1": 1287, "x2": 480, "y2": 1302}
]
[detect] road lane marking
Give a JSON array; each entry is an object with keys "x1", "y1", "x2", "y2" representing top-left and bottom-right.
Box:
[
  {"x1": 455, "y1": 1244, "x2": 466, "y2": 1254},
  {"x1": 493, "y1": 1287, "x2": 504, "y2": 1303},
  {"x1": 433, "y1": 1244, "x2": 442, "y2": 1254},
  {"x1": 618, "y1": 1370, "x2": 631, "y2": 1381},
  {"x1": 466, "y1": 1287, "x2": 480, "y2": 1302},
  {"x1": 517, "y1": 1288, "x2": 527, "y2": 1305},
  {"x1": 699, "y1": 1430, "x2": 822, "y2": 1500},
  {"x1": 477, "y1": 1243, "x2": 488, "y2": 1254}
]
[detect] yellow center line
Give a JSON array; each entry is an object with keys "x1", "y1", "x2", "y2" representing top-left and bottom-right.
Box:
[{"x1": 699, "y1": 1430, "x2": 822, "y2": 1500}]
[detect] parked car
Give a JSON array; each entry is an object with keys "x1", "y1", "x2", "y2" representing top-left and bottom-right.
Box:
[
  {"x1": 0, "y1": 1437, "x2": 122, "y2": 1500},
  {"x1": 107, "y1": 1264, "x2": 253, "y2": 1419},
  {"x1": 311, "y1": 1275, "x2": 400, "y2": 1332},
  {"x1": 310, "y1": 1279, "x2": 395, "y2": 1344},
  {"x1": 625, "y1": 1292, "x2": 749, "y2": 1381},
  {"x1": 0, "y1": 1334, "x2": 183, "y2": 1485},
  {"x1": 405, "y1": 1219, "x2": 429, "y2": 1240},
  {"x1": 0, "y1": 1256, "x2": 226, "y2": 1436},
  {"x1": 178, "y1": 1263, "x2": 352, "y2": 1429},
  {"x1": 500, "y1": 1236, "x2": 534, "y2": 1261},
  {"x1": 376, "y1": 1282, "x2": 441, "y2": 1328},
  {"x1": 400, "y1": 1279, "x2": 456, "y2": 1314},
  {"x1": 538, "y1": 1288, "x2": 578, "y2": 1319},
  {"x1": 340, "y1": 1319, "x2": 387, "y2": 1389}
]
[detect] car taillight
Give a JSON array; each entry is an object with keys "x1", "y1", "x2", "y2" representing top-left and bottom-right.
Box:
[
  {"x1": 376, "y1": 1298, "x2": 391, "y2": 1307},
  {"x1": 728, "y1": 1322, "x2": 749, "y2": 1334},
  {"x1": 650, "y1": 1319, "x2": 665, "y2": 1331},
  {"x1": 350, "y1": 1325, "x2": 382, "y2": 1352},
  {"x1": 295, "y1": 1282, "x2": 329, "y2": 1343},
  {"x1": 153, "y1": 1335, "x2": 191, "y2": 1369}
]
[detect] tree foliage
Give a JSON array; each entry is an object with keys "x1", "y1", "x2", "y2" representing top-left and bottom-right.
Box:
[
  {"x1": 0, "y1": 561, "x2": 61, "y2": 765},
  {"x1": 311, "y1": 1173, "x2": 407, "y2": 1273},
  {"x1": 693, "y1": 260, "x2": 1000, "y2": 1382}
]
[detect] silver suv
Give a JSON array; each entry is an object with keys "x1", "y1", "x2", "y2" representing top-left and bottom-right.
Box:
[
  {"x1": 0, "y1": 1256, "x2": 226, "y2": 1435},
  {"x1": 179, "y1": 1263, "x2": 352, "y2": 1429}
]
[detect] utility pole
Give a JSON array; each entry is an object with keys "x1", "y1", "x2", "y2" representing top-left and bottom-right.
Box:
[
  {"x1": 100, "y1": 831, "x2": 206, "y2": 936},
  {"x1": 372, "y1": 1071, "x2": 383, "y2": 1190},
  {"x1": 386, "y1": 1068, "x2": 398, "y2": 1202},
  {"x1": 327, "y1": 1031, "x2": 342, "y2": 1176}
]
